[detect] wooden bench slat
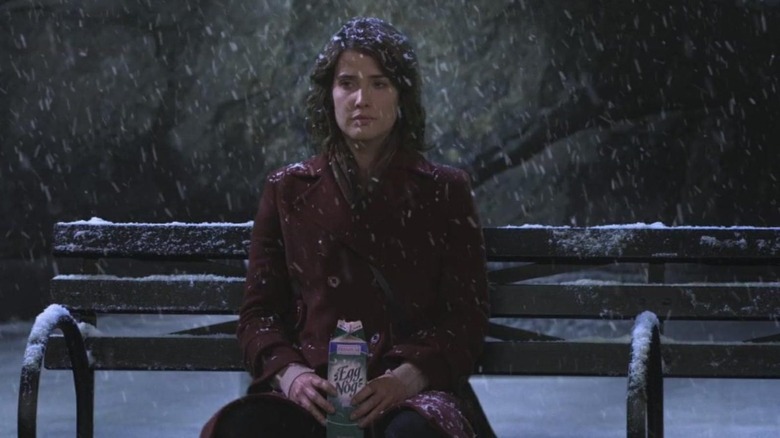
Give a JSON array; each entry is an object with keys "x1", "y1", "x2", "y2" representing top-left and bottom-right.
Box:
[
  {"x1": 490, "y1": 283, "x2": 780, "y2": 320},
  {"x1": 53, "y1": 222, "x2": 252, "y2": 259},
  {"x1": 45, "y1": 335, "x2": 244, "y2": 371},
  {"x1": 478, "y1": 341, "x2": 780, "y2": 378},
  {"x1": 51, "y1": 275, "x2": 780, "y2": 320},
  {"x1": 663, "y1": 342, "x2": 780, "y2": 378},
  {"x1": 45, "y1": 335, "x2": 780, "y2": 379},
  {"x1": 54, "y1": 223, "x2": 780, "y2": 262},
  {"x1": 484, "y1": 227, "x2": 780, "y2": 262},
  {"x1": 487, "y1": 263, "x2": 601, "y2": 283},
  {"x1": 477, "y1": 341, "x2": 630, "y2": 376},
  {"x1": 51, "y1": 276, "x2": 243, "y2": 314}
]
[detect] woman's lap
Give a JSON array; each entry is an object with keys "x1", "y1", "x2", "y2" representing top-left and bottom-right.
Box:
[
  {"x1": 378, "y1": 409, "x2": 442, "y2": 438},
  {"x1": 210, "y1": 396, "x2": 322, "y2": 438},
  {"x1": 208, "y1": 395, "x2": 442, "y2": 438}
]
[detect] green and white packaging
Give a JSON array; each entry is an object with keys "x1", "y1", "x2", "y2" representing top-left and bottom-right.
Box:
[{"x1": 326, "y1": 320, "x2": 368, "y2": 438}]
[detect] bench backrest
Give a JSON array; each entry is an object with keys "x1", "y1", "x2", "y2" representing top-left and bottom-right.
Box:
[{"x1": 46, "y1": 222, "x2": 780, "y2": 377}]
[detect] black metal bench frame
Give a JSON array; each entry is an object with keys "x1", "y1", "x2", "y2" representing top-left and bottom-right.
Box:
[{"x1": 18, "y1": 223, "x2": 780, "y2": 437}]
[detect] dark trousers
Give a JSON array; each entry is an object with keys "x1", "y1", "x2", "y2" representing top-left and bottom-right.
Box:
[{"x1": 212, "y1": 397, "x2": 442, "y2": 438}]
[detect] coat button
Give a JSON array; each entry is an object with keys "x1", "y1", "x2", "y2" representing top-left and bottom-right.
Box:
[
  {"x1": 370, "y1": 333, "x2": 381, "y2": 344},
  {"x1": 327, "y1": 276, "x2": 340, "y2": 288}
]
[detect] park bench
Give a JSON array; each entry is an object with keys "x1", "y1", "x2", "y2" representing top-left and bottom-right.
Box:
[{"x1": 18, "y1": 221, "x2": 780, "y2": 437}]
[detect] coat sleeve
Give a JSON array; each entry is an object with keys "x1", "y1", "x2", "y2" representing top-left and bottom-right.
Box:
[
  {"x1": 238, "y1": 175, "x2": 307, "y2": 387},
  {"x1": 384, "y1": 168, "x2": 489, "y2": 391}
]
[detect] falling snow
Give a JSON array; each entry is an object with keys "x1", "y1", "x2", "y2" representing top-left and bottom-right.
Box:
[{"x1": 3, "y1": 1, "x2": 780, "y2": 437}]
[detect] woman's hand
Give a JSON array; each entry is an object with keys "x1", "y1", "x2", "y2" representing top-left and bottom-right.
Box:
[
  {"x1": 288, "y1": 372, "x2": 337, "y2": 425},
  {"x1": 349, "y1": 372, "x2": 409, "y2": 428}
]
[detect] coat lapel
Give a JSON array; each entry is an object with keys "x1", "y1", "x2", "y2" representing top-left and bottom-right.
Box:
[
  {"x1": 288, "y1": 149, "x2": 436, "y2": 265},
  {"x1": 289, "y1": 154, "x2": 351, "y2": 238},
  {"x1": 343, "y1": 149, "x2": 436, "y2": 265}
]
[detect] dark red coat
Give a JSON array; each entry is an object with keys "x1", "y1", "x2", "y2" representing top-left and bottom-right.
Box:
[{"x1": 218, "y1": 149, "x2": 488, "y2": 437}]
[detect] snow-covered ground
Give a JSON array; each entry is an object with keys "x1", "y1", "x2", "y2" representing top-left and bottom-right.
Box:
[{"x1": 2, "y1": 316, "x2": 780, "y2": 437}]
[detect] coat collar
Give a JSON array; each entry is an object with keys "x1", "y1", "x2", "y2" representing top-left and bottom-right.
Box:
[
  {"x1": 287, "y1": 148, "x2": 436, "y2": 265},
  {"x1": 286, "y1": 147, "x2": 435, "y2": 180}
]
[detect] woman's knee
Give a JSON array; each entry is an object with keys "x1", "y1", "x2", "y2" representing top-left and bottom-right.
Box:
[
  {"x1": 212, "y1": 399, "x2": 322, "y2": 438},
  {"x1": 381, "y1": 409, "x2": 442, "y2": 438}
]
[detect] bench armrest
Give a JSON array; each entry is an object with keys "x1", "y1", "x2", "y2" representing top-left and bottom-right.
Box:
[
  {"x1": 627, "y1": 311, "x2": 663, "y2": 438},
  {"x1": 17, "y1": 305, "x2": 94, "y2": 438}
]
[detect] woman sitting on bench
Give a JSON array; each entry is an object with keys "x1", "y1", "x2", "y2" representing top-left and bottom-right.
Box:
[{"x1": 201, "y1": 17, "x2": 489, "y2": 438}]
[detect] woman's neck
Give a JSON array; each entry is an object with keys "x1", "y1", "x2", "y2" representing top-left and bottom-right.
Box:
[
  {"x1": 347, "y1": 141, "x2": 377, "y2": 179},
  {"x1": 345, "y1": 132, "x2": 397, "y2": 182}
]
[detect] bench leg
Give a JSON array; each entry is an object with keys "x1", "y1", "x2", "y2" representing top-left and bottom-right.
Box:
[
  {"x1": 18, "y1": 305, "x2": 94, "y2": 438},
  {"x1": 627, "y1": 311, "x2": 664, "y2": 438}
]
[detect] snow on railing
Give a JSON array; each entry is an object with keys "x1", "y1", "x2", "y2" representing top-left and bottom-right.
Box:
[
  {"x1": 628, "y1": 311, "x2": 661, "y2": 394},
  {"x1": 502, "y1": 222, "x2": 780, "y2": 230},
  {"x1": 19, "y1": 304, "x2": 94, "y2": 437},
  {"x1": 59, "y1": 217, "x2": 253, "y2": 227},
  {"x1": 76, "y1": 321, "x2": 101, "y2": 340},
  {"x1": 53, "y1": 274, "x2": 243, "y2": 282},
  {"x1": 22, "y1": 304, "x2": 73, "y2": 371},
  {"x1": 627, "y1": 310, "x2": 664, "y2": 436},
  {"x1": 61, "y1": 219, "x2": 780, "y2": 232}
]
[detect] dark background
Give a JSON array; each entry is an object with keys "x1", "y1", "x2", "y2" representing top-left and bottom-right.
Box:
[{"x1": 1, "y1": 0, "x2": 779, "y2": 321}]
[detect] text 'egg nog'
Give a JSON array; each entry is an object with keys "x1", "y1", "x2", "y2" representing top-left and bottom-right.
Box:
[{"x1": 326, "y1": 320, "x2": 368, "y2": 438}]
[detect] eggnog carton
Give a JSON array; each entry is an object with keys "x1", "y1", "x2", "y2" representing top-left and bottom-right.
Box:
[{"x1": 326, "y1": 320, "x2": 368, "y2": 438}]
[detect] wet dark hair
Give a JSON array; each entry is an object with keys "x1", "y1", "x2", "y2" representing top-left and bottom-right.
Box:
[{"x1": 305, "y1": 17, "x2": 427, "y2": 152}]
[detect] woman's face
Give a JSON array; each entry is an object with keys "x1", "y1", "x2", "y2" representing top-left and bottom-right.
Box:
[{"x1": 331, "y1": 49, "x2": 399, "y2": 151}]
